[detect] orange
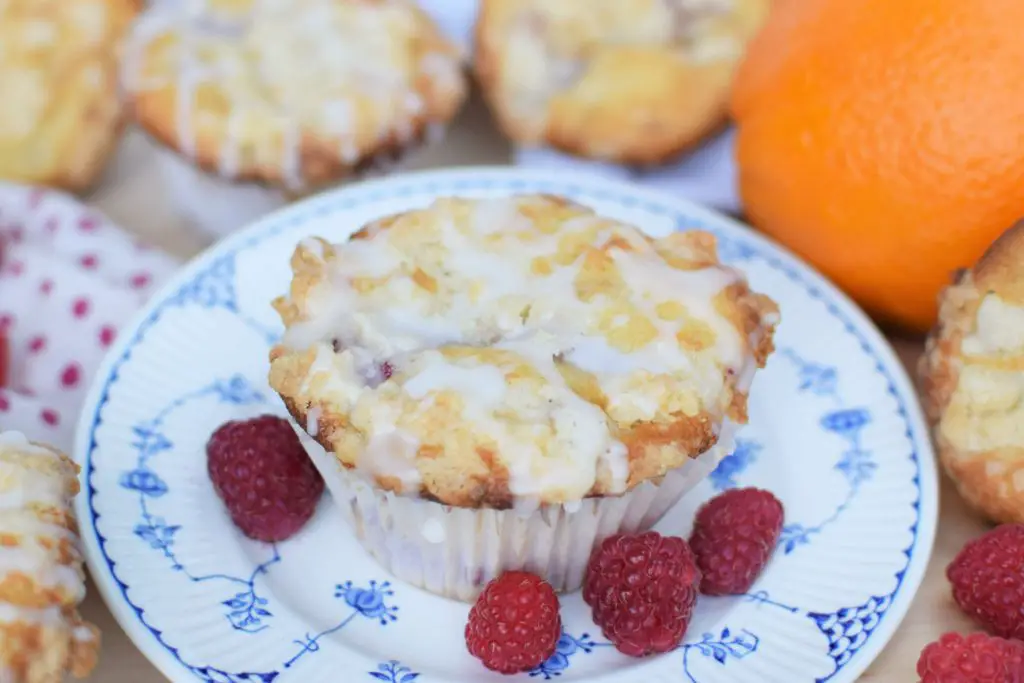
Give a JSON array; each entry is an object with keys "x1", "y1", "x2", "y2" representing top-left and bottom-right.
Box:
[{"x1": 730, "y1": 0, "x2": 1024, "y2": 333}]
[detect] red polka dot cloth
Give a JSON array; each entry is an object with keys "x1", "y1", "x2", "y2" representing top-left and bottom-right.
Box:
[{"x1": 0, "y1": 184, "x2": 179, "y2": 451}]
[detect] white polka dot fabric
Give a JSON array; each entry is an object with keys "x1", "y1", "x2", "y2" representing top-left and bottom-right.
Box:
[{"x1": 0, "y1": 184, "x2": 179, "y2": 451}]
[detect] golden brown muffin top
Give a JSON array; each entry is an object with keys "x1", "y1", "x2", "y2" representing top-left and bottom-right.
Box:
[
  {"x1": 269, "y1": 195, "x2": 778, "y2": 508},
  {"x1": 474, "y1": 0, "x2": 771, "y2": 164},
  {"x1": 122, "y1": 0, "x2": 467, "y2": 189},
  {"x1": 0, "y1": 0, "x2": 138, "y2": 191}
]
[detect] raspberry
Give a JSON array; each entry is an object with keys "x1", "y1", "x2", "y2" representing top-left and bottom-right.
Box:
[
  {"x1": 689, "y1": 487, "x2": 784, "y2": 596},
  {"x1": 583, "y1": 531, "x2": 700, "y2": 657},
  {"x1": 917, "y1": 632, "x2": 1024, "y2": 682},
  {"x1": 948, "y1": 525, "x2": 1024, "y2": 640},
  {"x1": 206, "y1": 415, "x2": 324, "y2": 542},
  {"x1": 464, "y1": 571, "x2": 561, "y2": 674}
]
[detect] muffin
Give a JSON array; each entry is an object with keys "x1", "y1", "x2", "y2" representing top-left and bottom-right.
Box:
[
  {"x1": 920, "y1": 220, "x2": 1024, "y2": 524},
  {"x1": 473, "y1": 0, "x2": 771, "y2": 165},
  {"x1": 0, "y1": 430, "x2": 99, "y2": 682},
  {"x1": 0, "y1": 0, "x2": 138, "y2": 192},
  {"x1": 269, "y1": 194, "x2": 778, "y2": 601},
  {"x1": 121, "y1": 0, "x2": 468, "y2": 239}
]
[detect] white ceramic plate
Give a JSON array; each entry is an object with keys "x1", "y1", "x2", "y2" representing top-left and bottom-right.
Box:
[{"x1": 75, "y1": 168, "x2": 937, "y2": 683}]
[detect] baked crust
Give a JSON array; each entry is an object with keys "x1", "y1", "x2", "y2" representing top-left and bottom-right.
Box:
[
  {"x1": 269, "y1": 194, "x2": 778, "y2": 508},
  {"x1": 0, "y1": 432, "x2": 99, "y2": 683},
  {"x1": 0, "y1": 0, "x2": 139, "y2": 192},
  {"x1": 473, "y1": 0, "x2": 771, "y2": 165},
  {"x1": 920, "y1": 219, "x2": 1024, "y2": 524},
  {"x1": 122, "y1": 0, "x2": 468, "y2": 190}
]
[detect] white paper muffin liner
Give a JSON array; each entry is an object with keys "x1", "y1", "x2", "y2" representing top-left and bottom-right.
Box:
[
  {"x1": 304, "y1": 421, "x2": 737, "y2": 602},
  {"x1": 155, "y1": 149, "x2": 291, "y2": 242}
]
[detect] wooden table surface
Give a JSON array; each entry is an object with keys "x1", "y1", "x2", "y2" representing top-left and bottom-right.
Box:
[{"x1": 79, "y1": 95, "x2": 991, "y2": 682}]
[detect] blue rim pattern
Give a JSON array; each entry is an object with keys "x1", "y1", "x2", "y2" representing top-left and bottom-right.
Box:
[{"x1": 78, "y1": 170, "x2": 933, "y2": 683}]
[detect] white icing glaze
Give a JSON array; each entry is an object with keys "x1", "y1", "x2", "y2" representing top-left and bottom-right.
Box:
[
  {"x1": 403, "y1": 352, "x2": 508, "y2": 403},
  {"x1": 305, "y1": 405, "x2": 322, "y2": 436},
  {"x1": 0, "y1": 603, "x2": 62, "y2": 626},
  {"x1": 962, "y1": 294, "x2": 1024, "y2": 355},
  {"x1": 279, "y1": 196, "x2": 765, "y2": 503},
  {"x1": 0, "y1": 432, "x2": 33, "y2": 449},
  {"x1": 358, "y1": 430, "x2": 421, "y2": 491},
  {"x1": 73, "y1": 623, "x2": 96, "y2": 642}
]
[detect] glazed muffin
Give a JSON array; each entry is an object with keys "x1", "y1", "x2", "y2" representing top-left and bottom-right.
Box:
[
  {"x1": 474, "y1": 0, "x2": 771, "y2": 165},
  {"x1": 269, "y1": 194, "x2": 778, "y2": 600},
  {"x1": 0, "y1": 0, "x2": 138, "y2": 192},
  {"x1": 921, "y1": 220, "x2": 1024, "y2": 525},
  {"x1": 0, "y1": 431, "x2": 99, "y2": 683},
  {"x1": 121, "y1": 0, "x2": 468, "y2": 238}
]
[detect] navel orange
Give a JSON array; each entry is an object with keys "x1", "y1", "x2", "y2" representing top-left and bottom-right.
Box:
[{"x1": 731, "y1": 0, "x2": 1024, "y2": 332}]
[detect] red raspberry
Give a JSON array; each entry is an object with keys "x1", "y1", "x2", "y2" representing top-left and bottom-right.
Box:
[
  {"x1": 464, "y1": 571, "x2": 561, "y2": 674},
  {"x1": 948, "y1": 525, "x2": 1024, "y2": 640},
  {"x1": 206, "y1": 415, "x2": 324, "y2": 542},
  {"x1": 689, "y1": 487, "x2": 784, "y2": 596},
  {"x1": 917, "y1": 632, "x2": 1024, "y2": 683},
  {"x1": 583, "y1": 531, "x2": 700, "y2": 657}
]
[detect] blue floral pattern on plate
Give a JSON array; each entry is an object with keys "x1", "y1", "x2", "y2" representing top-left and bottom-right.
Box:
[{"x1": 76, "y1": 170, "x2": 936, "y2": 683}]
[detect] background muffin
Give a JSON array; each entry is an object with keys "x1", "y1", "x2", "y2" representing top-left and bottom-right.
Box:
[
  {"x1": 0, "y1": 0, "x2": 138, "y2": 192},
  {"x1": 920, "y1": 220, "x2": 1024, "y2": 524},
  {"x1": 474, "y1": 0, "x2": 771, "y2": 165},
  {"x1": 121, "y1": 0, "x2": 468, "y2": 238},
  {"x1": 268, "y1": 194, "x2": 778, "y2": 600}
]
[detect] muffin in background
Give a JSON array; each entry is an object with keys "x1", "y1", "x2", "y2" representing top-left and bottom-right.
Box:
[
  {"x1": 120, "y1": 0, "x2": 468, "y2": 240},
  {"x1": 473, "y1": 0, "x2": 770, "y2": 165},
  {"x1": 268, "y1": 194, "x2": 778, "y2": 601},
  {"x1": 0, "y1": 0, "x2": 139, "y2": 192},
  {"x1": 920, "y1": 220, "x2": 1024, "y2": 525}
]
